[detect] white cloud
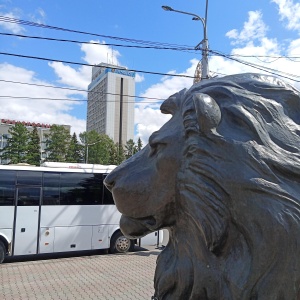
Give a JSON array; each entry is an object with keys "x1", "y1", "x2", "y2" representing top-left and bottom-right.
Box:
[
  {"x1": 134, "y1": 106, "x2": 171, "y2": 146},
  {"x1": 226, "y1": 11, "x2": 268, "y2": 45},
  {"x1": 0, "y1": 12, "x2": 25, "y2": 34},
  {"x1": 134, "y1": 59, "x2": 197, "y2": 144},
  {"x1": 37, "y1": 8, "x2": 46, "y2": 19},
  {"x1": 49, "y1": 62, "x2": 91, "y2": 91},
  {"x1": 30, "y1": 8, "x2": 46, "y2": 24},
  {"x1": 213, "y1": 8, "x2": 300, "y2": 90},
  {"x1": 0, "y1": 63, "x2": 86, "y2": 135},
  {"x1": 135, "y1": 73, "x2": 144, "y2": 83},
  {"x1": 288, "y1": 38, "x2": 300, "y2": 54},
  {"x1": 81, "y1": 40, "x2": 121, "y2": 65},
  {"x1": 272, "y1": 0, "x2": 300, "y2": 31},
  {"x1": 49, "y1": 40, "x2": 122, "y2": 91},
  {"x1": 140, "y1": 60, "x2": 196, "y2": 101}
]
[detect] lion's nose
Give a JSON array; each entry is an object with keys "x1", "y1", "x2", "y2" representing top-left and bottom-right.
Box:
[{"x1": 104, "y1": 173, "x2": 115, "y2": 191}]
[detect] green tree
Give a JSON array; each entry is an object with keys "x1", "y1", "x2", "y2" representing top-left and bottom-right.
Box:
[
  {"x1": 137, "y1": 137, "x2": 143, "y2": 151},
  {"x1": 45, "y1": 125, "x2": 71, "y2": 162},
  {"x1": 1, "y1": 123, "x2": 29, "y2": 164},
  {"x1": 109, "y1": 142, "x2": 120, "y2": 165},
  {"x1": 113, "y1": 143, "x2": 125, "y2": 165},
  {"x1": 66, "y1": 133, "x2": 84, "y2": 163},
  {"x1": 124, "y1": 139, "x2": 138, "y2": 159},
  {"x1": 79, "y1": 131, "x2": 117, "y2": 164},
  {"x1": 26, "y1": 127, "x2": 41, "y2": 165}
]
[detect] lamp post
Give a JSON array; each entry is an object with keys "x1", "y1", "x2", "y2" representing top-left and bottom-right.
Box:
[
  {"x1": 39, "y1": 128, "x2": 49, "y2": 164},
  {"x1": 85, "y1": 140, "x2": 101, "y2": 164},
  {"x1": 162, "y1": 2, "x2": 209, "y2": 80}
]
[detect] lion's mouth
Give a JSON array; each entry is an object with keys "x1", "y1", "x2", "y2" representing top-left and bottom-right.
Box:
[{"x1": 120, "y1": 215, "x2": 157, "y2": 239}]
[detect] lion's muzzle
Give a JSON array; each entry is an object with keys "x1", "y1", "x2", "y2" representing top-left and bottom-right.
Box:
[{"x1": 120, "y1": 215, "x2": 155, "y2": 239}]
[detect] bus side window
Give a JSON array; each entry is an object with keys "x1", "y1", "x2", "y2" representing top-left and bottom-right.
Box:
[
  {"x1": 102, "y1": 174, "x2": 115, "y2": 205},
  {"x1": 43, "y1": 172, "x2": 60, "y2": 205},
  {"x1": 0, "y1": 170, "x2": 16, "y2": 206},
  {"x1": 60, "y1": 173, "x2": 102, "y2": 205},
  {"x1": 17, "y1": 171, "x2": 42, "y2": 185},
  {"x1": 88, "y1": 174, "x2": 103, "y2": 205}
]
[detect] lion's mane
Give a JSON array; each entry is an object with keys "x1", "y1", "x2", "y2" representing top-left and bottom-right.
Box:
[{"x1": 154, "y1": 74, "x2": 300, "y2": 299}]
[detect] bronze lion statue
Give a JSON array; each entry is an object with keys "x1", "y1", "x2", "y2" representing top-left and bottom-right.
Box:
[{"x1": 105, "y1": 73, "x2": 300, "y2": 299}]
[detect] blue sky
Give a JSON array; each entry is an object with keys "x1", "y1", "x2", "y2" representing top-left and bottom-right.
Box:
[{"x1": 0, "y1": 0, "x2": 300, "y2": 145}]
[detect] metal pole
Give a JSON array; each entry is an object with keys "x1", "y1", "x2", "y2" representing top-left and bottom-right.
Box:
[
  {"x1": 202, "y1": 0, "x2": 209, "y2": 79},
  {"x1": 162, "y1": 3, "x2": 210, "y2": 79},
  {"x1": 119, "y1": 78, "x2": 123, "y2": 148},
  {"x1": 86, "y1": 144, "x2": 89, "y2": 164},
  {"x1": 40, "y1": 129, "x2": 43, "y2": 163}
]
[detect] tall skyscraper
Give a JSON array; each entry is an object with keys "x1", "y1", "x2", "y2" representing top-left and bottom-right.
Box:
[{"x1": 87, "y1": 63, "x2": 135, "y2": 145}]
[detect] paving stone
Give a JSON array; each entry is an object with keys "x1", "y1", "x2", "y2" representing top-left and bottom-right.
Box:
[{"x1": 0, "y1": 250, "x2": 160, "y2": 299}]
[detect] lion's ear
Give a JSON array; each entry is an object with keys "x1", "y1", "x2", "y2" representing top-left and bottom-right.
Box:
[{"x1": 193, "y1": 93, "x2": 221, "y2": 133}]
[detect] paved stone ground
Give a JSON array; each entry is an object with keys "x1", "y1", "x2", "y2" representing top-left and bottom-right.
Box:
[{"x1": 0, "y1": 250, "x2": 160, "y2": 300}]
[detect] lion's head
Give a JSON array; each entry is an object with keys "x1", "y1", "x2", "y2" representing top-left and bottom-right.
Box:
[{"x1": 105, "y1": 73, "x2": 300, "y2": 299}]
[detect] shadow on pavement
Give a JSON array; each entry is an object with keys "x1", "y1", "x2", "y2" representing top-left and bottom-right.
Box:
[{"x1": 3, "y1": 245, "x2": 162, "y2": 264}]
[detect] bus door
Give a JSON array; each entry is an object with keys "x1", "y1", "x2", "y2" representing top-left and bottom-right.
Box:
[{"x1": 13, "y1": 187, "x2": 41, "y2": 256}]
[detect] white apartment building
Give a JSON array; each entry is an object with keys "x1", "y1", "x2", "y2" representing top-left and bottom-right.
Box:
[{"x1": 87, "y1": 63, "x2": 135, "y2": 145}]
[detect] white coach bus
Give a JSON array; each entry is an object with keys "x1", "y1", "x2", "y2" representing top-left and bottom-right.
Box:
[{"x1": 0, "y1": 162, "x2": 163, "y2": 263}]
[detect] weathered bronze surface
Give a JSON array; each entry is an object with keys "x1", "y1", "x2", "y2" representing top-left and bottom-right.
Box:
[{"x1": 104, "y1": 73, "x2": 300, "y2": 300}]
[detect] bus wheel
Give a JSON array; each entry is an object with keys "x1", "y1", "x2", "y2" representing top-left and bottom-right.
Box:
[
  {"x1": 0, "y1": 241, "x2": 6, "y2": 263},
  {"x1": 110, "y1": 231, "x2": 134, "y2": 254}
]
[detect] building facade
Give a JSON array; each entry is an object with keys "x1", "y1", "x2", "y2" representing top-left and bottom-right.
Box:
[
  {"x1": 87, "y1": 63, "x2": 135, "y2": 145},
  {"x1": 0, "y1": 119, "x2": 70, "y2": 164}
]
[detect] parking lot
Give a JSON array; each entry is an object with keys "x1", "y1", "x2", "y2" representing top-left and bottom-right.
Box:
[{"x1": 0, "y1": 248, "x2": 160, "y2": 300}]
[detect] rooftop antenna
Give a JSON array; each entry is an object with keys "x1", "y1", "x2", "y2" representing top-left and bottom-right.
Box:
[{"x1": 111, "y1": 46, "x2": 114, "y2": 65}]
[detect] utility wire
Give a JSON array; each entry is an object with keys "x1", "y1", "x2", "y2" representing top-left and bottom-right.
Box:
[
  {"x1": 2, "y1": 16, "x2": 300, "y2": 79},
  {"x1": 0, "y1": 51, "x2": 195, "y2": 79},
  {"x1": 2, "y1": 49, "x2": 300, "y2": 83},
  {"x1": 0, "y1": 79, "x2": 164, "y2": 101},
  {"x1": 0, "y1": 16, "x2": 193, "y2": 48},
  {"x1": 0, "y1": 32, "x2": 198, "y2": 52},
  {"x1": 0, "y1": 95, "x2": 164, "y2": 103},
  {"x1": 211, "y1": 50, "x2": 300, "y2": 83},
  {"x1": 7, "y1": 17, "x2": 298, "y2": 58},
  {"x1": 223, "y1": 53, "x2": 300, "y2": 60},
  {"x1": 4, "y1": 17, "x2": 300, "y2": 80},
  {"x1": 4, "y1": 32, "x2": 300, "y2": 62}
]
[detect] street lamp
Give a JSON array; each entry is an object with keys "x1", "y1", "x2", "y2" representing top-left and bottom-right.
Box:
[
  {"x1": 162, "y1": 2, "x2": 209, "y2": 79},
  {"x1": 39, "y1": 128, "x2": 49, "y2": 164},
  {"x1": 85, "y1": 140, "x2": 101, "y2": 164}
]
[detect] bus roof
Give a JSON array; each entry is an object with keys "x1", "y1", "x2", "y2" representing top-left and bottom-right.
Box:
[{"x1": 0, "y1": 162, "x2": 117, "y2": 173}]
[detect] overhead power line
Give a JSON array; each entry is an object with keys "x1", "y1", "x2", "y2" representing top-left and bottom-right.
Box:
[
  {"x1": 211, "y1": 50, "x2": 300, "y2": 83},
  {"x1": 0, "y1": 95, "x2": 164, "y2": 104},
  {"x1": 0, "y1": 79, "x2": 166, "y2": 102},
  {"x1": 223, "y1": 53, "x2": 300, "y2": 60},
  {"x1": 0, "y1": 51, "x2": 195, "y2": 79},
  {"x1": 2, "y1": 16, "x2": 300, "y2": 83},
  {"x1": 4, "y1": 32, "x2": 300, "y2": 63},
  {"x1": 2, "y1": 49, "x2": 300, "y2": 83},
  {"x1": 3, "y1": 16, "x2": 300, "y2": 83},
  {"x1": 0, "y1": 16, "x2": 193, "y2": 48},
  {"x1": 0, "y1": 79, "x2": 164, "y2": 101},
  {"x1": 0, "y1": 32, "x2": 198, "y2": 53}
]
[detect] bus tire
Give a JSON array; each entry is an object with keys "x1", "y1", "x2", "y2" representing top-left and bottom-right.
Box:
[
  {"x1": 0, "y1": 241, "x2": 6, "y2": 263},
  {"x1": 110, "y1": 231, "x2": 134, "y2": 254}
]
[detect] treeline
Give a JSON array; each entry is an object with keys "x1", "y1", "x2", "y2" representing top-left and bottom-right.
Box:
[{"x1": 0, "y1": 123, "x2": 143, "y2": 166}]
